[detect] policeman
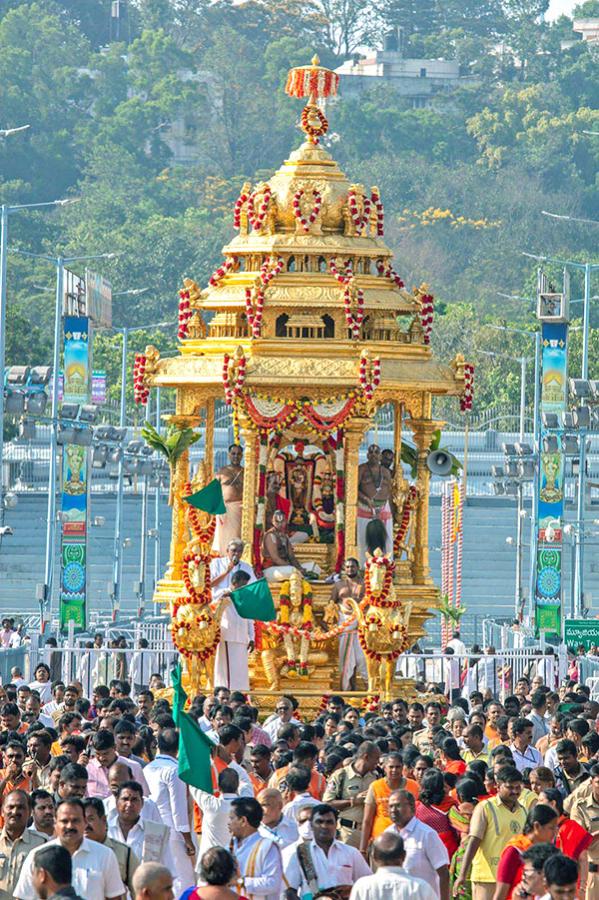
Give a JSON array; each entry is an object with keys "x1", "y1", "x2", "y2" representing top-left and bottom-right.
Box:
[
  {"x1": 322, "y1": 742, "x2": 380, "y2": 847},
  {"x1": 570, "y1": 763, "x2": 599, "y2": 899}
]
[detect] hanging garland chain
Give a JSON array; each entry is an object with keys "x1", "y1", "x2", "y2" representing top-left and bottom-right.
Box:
[
  {"x1": 359, "y1": 354, "x2": 381, "y2": 400},
  {"x1": 222, "y1": 353, "x2": 247, "y2": 405},
  {"x1": 347, "y1": 189, "x2": 372, "y2": 234},
  {"x1": 292, "y1": 189, "x2": 322, "y2": 232},
  {"x1": 248, "y1": 185, "x2": 272, "y2": 232},
  {"x1": 208, "y1": 257, "x2": 236, "y2": 288},
  {"x1": 300, "y1": 106, "x2": 328, "y2": 144},
  {"x1": 233, "y1": 191, "x2": 249, "y2": 229},
  {"x1": 371, "y1": 188, "x2": 384, "y2": 236},
  {"x1": 343, "y1": 286, "x2": 365, "y2": 339},
  {"x1": 461, "y1": 363, "x2": 475, "y2": 412},
  {"x1": 329, "y1": 258, "x2": 353, "y2": 285},
  {"x1": 133, "y1": 354, "x2": 149, "y2": 405},
  {"x1": 420, "y1": 291, "x2": 434, "y2": 344}
]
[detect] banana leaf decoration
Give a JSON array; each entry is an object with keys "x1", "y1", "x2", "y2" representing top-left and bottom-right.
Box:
[
  {"x1": 439, "y1": 593, "x2": 467, "y2": 626},
  {"x1": 141, "y1": 421, "x2": 200, "y2": 504},
  {"x1": 401, "y1": 429, "x2": 461, "y2": 479}
]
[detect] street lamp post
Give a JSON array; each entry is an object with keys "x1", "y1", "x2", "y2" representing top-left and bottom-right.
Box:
[
  {"x1": 11, "y1": 245, "x2": 115, "y2": 627},
  {"x1": 0, "y1": 198, "x2": 74, "y2": 529},
  {"x1": 524, "y1": 251, "x2": 599, "y2": 617},
  {"x1": 153, "y1": 387, "x2": 162, "y2": 611}
]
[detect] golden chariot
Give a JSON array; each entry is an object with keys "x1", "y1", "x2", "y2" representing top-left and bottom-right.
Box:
[{"x1": 136, "y1": 57, "x2": 471, "y2": 710}]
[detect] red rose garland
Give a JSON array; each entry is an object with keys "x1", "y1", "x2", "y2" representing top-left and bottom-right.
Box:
[
  {"x1": 347, "y1": 189, "x2": 372, "y2": 234},
  {"x1": 208, "y1": 257, "x2": 235, "y2": 288},
  {"x1": 133, "y1": 354, "x2": 149, "y2": 405},
  {"x1": 343, "y1": 286, "x2": 365, "y2": 339},
  {"x1": 177, "y1": 289, "x2": 192, "y2": 340},
  {"x1": 420, "y1": 292, "x2": 434, "y2": 344},
  {"x1": 329, "y1": 258, "x2": 352, "y2": 285},
  {"x1": 233, "y1": 190, "x2": 249, "y2": 229},
  {"x1": 259, "y1": 257, "x2": 284, "y2": 286},
  {"x1": 292, "y1": 189, "x2": 322, "y2": 232},
  {"x1": 461, "y1": 363, "x2": 475, "y2": 412},
  {"x1": 371, "y1": 188, "x2": 384, "y2": 236},
  {"x1": 248, "y1": 185, "x2": 272, "y2": 232},
  {"x1": 222, "y1": 352, "x2": 247, "y2": 405},
  {"x1": 245, "y1": 286, "x2": 265, "y2": 338},
  {"x1": 393, "y1": 485, "x2": 418, "y2": 556},
  {"x1": 359, "y1": 354, "x2": 381, "y2": 400}
]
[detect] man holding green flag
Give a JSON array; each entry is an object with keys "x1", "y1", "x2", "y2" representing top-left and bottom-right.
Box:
[
  {"x1": 171, "y1": 664, "x2": 215, "y2": 794},
  {"x1": 211, "y1": 540, "x2": 257, "y2": 691}
]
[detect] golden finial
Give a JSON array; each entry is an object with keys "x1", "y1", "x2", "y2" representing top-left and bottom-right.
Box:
[{"x1": 311, "y1": 54, "x2": 320, "y2": 66}]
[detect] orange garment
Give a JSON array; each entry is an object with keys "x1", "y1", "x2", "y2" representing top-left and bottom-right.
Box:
[
  {"x1": 445, "y1": 759, "x2": 467, "y2": 776},
  {"x1": 0, "y1": 771, "x2": 31, "y2": 827},
  {"x1": 369, "y1": 777, "x2": 419, "y2": 839},
  {"x1": 269, "y1": 764, "x2": 326, "y2": 800},
  {"x1": 484, "y1": 723, "x2": 498, "y2": 742},
  {"x1": 249, "y1": 772, "x2": 271, "y2": 796}
]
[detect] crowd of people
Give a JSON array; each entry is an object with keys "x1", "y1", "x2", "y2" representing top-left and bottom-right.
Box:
[{"x1": 0, "y1": 630, "x2": 594, "y2": 900}]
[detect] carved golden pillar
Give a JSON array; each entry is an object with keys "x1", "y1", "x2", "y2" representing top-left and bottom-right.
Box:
[
  {"x1": 240, "y1": 422, "x2": 260, "y2": 562},
  {"x1": 204, "y1": 397, "x2": 215, "y2": 478},
  {"x1": 344, "y1": 416, "x2": 370, "y2": 562},
  {"x1": 410, "y1": 409, "x2": 440, "y2": 585},
  {"x1": 393, "y1": 400, "x2": 402, "y2": 465},
  {"x1": 164, "y1": 413, "x2": 201, "y2": 582}
]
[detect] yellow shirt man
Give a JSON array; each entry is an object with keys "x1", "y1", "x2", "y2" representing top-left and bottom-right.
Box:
[{"x1": 469, "y1": 793, "x2": 527, "y2": 883}]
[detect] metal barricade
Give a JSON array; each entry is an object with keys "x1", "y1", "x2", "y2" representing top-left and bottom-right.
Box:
[{"x1": 0, "y1": 647, "x2": 27, "y2": 685}]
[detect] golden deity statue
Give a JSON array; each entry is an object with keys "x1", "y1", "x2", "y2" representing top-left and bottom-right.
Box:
[{"x1": 137, "y1": 56, "x2": 471, "y2": 708}]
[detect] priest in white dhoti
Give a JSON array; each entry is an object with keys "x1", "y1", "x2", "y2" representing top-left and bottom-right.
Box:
[
  {"x1": 212, "y1": 444, "x2": 244, "y2": 556},
  {"x1": 211, "y1": 539, "x2": 256, "y2": 691}
]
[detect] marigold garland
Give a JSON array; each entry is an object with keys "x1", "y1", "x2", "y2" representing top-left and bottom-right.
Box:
[{"x1": 300, "y1": 106, "x2": 328, "y2": 144}]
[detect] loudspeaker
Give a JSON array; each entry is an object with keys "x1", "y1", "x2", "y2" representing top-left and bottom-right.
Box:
[{"x1": 426, "y1": 449, "x2": 452, "y2": 477}]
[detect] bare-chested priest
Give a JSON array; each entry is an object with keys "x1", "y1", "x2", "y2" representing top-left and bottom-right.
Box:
[
  {"x1": 261, "y1": 509, "x2": 320, "y2": 581},
  {"x1": 212, "y1": 443, "x2": 244, "y2": 556},
  {"x1": 329, "y1": 558, "x2": 367, "y2": 690},
  {"x1": 357, "y1": 443, "x2": 394, "y2": 563}
]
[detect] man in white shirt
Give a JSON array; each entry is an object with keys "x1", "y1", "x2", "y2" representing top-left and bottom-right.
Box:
[
  {"x1": 350, "y1": 831, "x2": 436, "y2": 900},
  {"x1": 283, "y1": 804, "x2": 371, "y2": 898},
  {"x1": 385, "y1": 789, "x2": 449, "y2": 899},
  {"x1": 510, "y1": 718, "x2": 543, "y2": 773},
  {"x1": 10, "y1": 667, "x2": 27, "y2": 688},
  {"x1": 263, "y1": 697, "x2": 301, "y2": 743},
  {"x1": 108, "y1": 781, "x2": 173, "y2": 870},
  {"x1": 228, "y1": 796, "x2": 282, "y2": 900},
  {"x1": 15, "y1": 798, "x2": 125, "y2": 900},
  {"x1": 217, "y1": 723, "x2": 255, "y2": 798},
  {"x1": 258, "y1": 788, "x2": 299, "y2": 848},
  {"x1": 105, "y1": 762, "x2": 163, "y2": 824},
  {"x1": 129, "y1": 639, "x2": 161, "y2": 696},
  {"x1": 529, "y1": 691, "x2": 550, "y2": 746},
  {"x1": 446, "y1": 630, "x2": 467, "y2": 657},
  {"x1": 211, "y1": 540, "x2": 256, "y2": 691},
  {"x1": 144, "y1": 728, "x2": 196, "y2": 895},
  {"x1": 281, "y1": 767, "x2": 320, "y2": 821},
  {"x1": 190, "y1": 767, "x2": 239, "y2": 860}
]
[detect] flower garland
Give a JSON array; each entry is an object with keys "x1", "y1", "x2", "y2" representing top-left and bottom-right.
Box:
[
  {"x1": 347, "y1": 189, "x2": 372, "y2": 235},
  {"x1": 461, "y1": 363, "x2": 475, "y2": 412},
  {"x1": 279, "y1": 581, "x2": 313, "y2": 625},
  {"x1": 329, "y1": 258, "x2": 353, "y2": 285},
  {"x1": 177, "y1": 289, "x2": 192, "y2": 340},
  {"x1": 259, "y1": 256, "x2": 284, "y2": 286},
  {"x1": 171, "y1": 617, "x2": 221, "y2": 662},
  {"x1": 222, "y1": 352, "x2": 247, "y2": 405},
  {"x1": 393, "y1": 485, "x2": 418, "y2": 556},
  {"x1": 133, "y1": 354, "x2": 149, "y2": 405},
  {"x1": 300, "y1": 106, "x2": 328, "y2": 144},
  {"x1": 371, "y1": 187, "x2": 384, "y2": 236},
  {"x1": 358, "y1": 628, "x2": 406, "y2": 662},
  {"x1": 362, "y1": 566, "x2": 402, "y2": 610},
  {"x1": 183, "y1": 484, "x2": 217, "y2": 547},
  {"x1": 248, "y1": 185, "x2": 271, "y2": 232},
  {"x1": 266, "y1": 613, "x2": 357, "y2": 644},
  {"x1": 343, "y1": 286, "x2": 365, "y2": 339},
  {"x1": 233, "y1": 190, "x2": 249, "y2": 229},
  {"x1": 292, "y1": 189, "x2": 322, "y2": 232},
  {"x1": 285, "y1": 66, "x2": 339, "y2": 99},
  {"x1": 359, "y1": 353, "x2": 381, "y2": 400},
  {"x1": 208, "y1": 257, "x2": 235, "y2": 288},
  {"x1": 334, "y1": 429, "x2": 345, "y2": 573},
  {"x1": 245, "y1": 286, "x2": 265, "y2": 338},
  {"x1": 419, "y1": 290, "x2": 434, "y2": 344},
  {"x1": 253, "y1": 432, "x2": 270, "y2": 575}
]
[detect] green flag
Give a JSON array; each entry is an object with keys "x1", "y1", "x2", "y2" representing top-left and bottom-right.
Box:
[
  {"x1": 184, "y1": 478, "x2": 226, "y2": 515},
  {"x1": 230, "y1": 578, "x2": 276, "y2": 622},
  {"x1": 170, "y1": 666, "x2": 214, "y2": 793}
]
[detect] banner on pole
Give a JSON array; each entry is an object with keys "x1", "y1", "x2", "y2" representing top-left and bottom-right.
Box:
[
  {"x1": 534, "y1": 321, "x2": 568, "y2": 635},
  {"x1": 59, "y1": 315, "x2": 91, "y2": 632}
]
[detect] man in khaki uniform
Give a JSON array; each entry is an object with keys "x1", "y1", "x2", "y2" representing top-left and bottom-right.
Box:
[
  {"x1": 0, "y1": 790, "x2": 46, "y2": 900},
  {"x1": 570, "y1": 764, "x2": 599, "y2": 899},
  {"x1": 322, "y1": 741, "x2": 380, "y2": 847},
  {"x1": 413, "y1": 702, "x2": 448, "y2": 756}
]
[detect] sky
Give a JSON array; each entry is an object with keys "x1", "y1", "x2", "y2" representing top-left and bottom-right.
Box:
[{"x1": 547, "y1": 0, "x2": 580, "y2": 19}]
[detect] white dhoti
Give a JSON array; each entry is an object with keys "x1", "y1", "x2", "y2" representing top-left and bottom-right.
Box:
[
  {"x1": 212, "y1": 499, "x2": 243, "y2": 556},
  {"x1": 171, "y1": 834, "x2": 196, "y2": 895},
  {"x1": 357, "y1": 501, "x2": 394, "y2": 564},
  {"x1": 339, "y1": 616, "x2": 367, "y2": 690},
  {"x1": 263, "y1": 562, "x2": 321, "y2": 582},
  {"x1": 214, "y1": 639, "x2": 250, "y2": 691}
]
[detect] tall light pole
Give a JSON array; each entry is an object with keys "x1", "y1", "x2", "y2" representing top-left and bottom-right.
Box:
[
  {"x1": 11, "y1": 246, "x2": 115, "y2": 626},
  {"x1": 523, "y1": 250, "x2": 599, "y2": 617},
  {"x1": 108, "y1": 313, "x2": 172, "y2": 621},
  {"x1": 0, "y1": 197, "x2": 76, "y2": 528},
  {"x1": 480, "y1": 339, "x2": 534, "y2": 617}
]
